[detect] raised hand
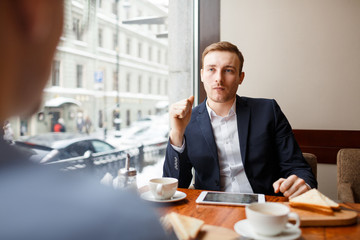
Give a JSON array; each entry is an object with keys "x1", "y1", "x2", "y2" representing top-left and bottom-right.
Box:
[{"x1": 169, "y1": 96, "x2": 194, "y2": 147}]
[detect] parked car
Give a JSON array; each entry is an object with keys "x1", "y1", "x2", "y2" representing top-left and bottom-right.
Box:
[
  {"x1": 108, "y1": 114, "x2": 169, "y2": 148},
  {"x1": 108, "y1": 123, "x2": 169, "y2": 148},
  {"x1": 15, "y1": 133, "x2": 116, "y2": 164}
]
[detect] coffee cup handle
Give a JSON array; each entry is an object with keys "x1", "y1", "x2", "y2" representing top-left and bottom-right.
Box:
[
  {"x1": 156, "y1": 184, "x2": 164, "y2": 196},
  {"x1": 286, "y1": 212, "x2": 300, "y2": 230}
]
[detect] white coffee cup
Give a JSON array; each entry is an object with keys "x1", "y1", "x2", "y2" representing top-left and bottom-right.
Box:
[
  {"x1": 245, "y1": 202, "x2": 300, "y2": 236},
  {"x1": 149, "y1": 177, "x2": 178, "y2": 200}
]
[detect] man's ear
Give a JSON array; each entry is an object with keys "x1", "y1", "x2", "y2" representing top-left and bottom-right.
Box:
[
  {"x1": 239, "y1": 72, "x2": 245, "y2": 85},
  {"x1": 14, "y1": 0, "x2": 51, "y2": 43},
  {"x1": 200, "y1": 69, "x2": 204, "y2": 82}
]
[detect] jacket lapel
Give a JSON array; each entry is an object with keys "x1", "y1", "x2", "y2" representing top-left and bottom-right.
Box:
[
  {"x1": 236, "y1": 96, "x2": 250, "y2": 166},
  {"x1": 196, "y1": 102, "x2": 218, "y2": 161}
]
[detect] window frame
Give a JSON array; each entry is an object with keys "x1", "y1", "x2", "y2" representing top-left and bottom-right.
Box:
[{"x1": 196, "y1": 0, "x2": 220, "y2": 103}]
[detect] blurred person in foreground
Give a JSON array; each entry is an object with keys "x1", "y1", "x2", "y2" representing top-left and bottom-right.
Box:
[
  {"x1": 163, "y1": 41, "x2": 317, "y2": 198},
  {"x1": 0, "y1": 1, "x2": 166, "y2": 239}
]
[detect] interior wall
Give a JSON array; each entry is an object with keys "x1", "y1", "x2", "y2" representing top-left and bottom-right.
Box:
[{"x1": 220, "y1": 0, "x2": 360, "y2": 200}]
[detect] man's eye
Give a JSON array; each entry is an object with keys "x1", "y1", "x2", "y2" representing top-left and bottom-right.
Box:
[
  {"x1": 225, "y1": 69, "x2": 233, "y2": 73},
  {"x1": 208, "y1": 68, "x2": 214, "y2": 72}
]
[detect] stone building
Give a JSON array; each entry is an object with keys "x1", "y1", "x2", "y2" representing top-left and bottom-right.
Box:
[{"x1": 12, "y1": 0, "x2": 169, "y2": 137}]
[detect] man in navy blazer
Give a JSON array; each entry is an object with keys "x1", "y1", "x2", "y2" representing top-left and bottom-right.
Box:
[{"x1": 163, "y1": 41, "x2": 317, "y2": 198}]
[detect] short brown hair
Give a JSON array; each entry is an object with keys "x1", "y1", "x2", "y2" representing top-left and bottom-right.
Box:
[{"x1": 201, "y1": 41, "x2": 244, "y2": 74}]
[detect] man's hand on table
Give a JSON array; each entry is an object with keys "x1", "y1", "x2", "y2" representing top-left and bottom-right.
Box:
[
  {"x1": 169, "y1": 96, "x2": 194, "y2": 147},
  {"x1": 273, "y1": 174, "x2": 311, "y2": 199}
]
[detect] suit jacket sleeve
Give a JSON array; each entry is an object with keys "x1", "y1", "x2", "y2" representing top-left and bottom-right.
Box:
[
  {"x1": 272, "y1": 100, "x2": 318, "y2": 189},
  {"x1": 163, "y1": 139, "x2": 193, "y2": 188}
]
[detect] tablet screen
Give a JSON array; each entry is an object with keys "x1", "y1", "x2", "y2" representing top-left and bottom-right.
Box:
[{"x1": 203, "y1": 192, "x2": 258, "y2": 204}]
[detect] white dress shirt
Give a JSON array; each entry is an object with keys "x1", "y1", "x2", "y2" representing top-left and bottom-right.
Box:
[{"x1": 171, "y1": 100, "x2": 253, "y2": 193}]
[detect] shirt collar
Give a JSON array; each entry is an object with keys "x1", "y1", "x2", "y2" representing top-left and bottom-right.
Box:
[{"x1": 206, "y1": 98, "x2": 236, "y2": 120}]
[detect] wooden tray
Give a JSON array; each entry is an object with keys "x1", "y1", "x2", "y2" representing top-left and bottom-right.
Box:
[
  {"x1": 198, "y1": 225, "x2": 239, "y2": 240},
  {"x1": 283, "y1": 203, "x2": 358, "y2": 227}
]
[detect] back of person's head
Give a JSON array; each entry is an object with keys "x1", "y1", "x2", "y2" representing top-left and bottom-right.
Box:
[
  {"x1": 201, "y1": 41, "x2": 244, "y2": 74},
  {"x1": 0, "y1": 2, "x2": 168, "y2": 239},
  {"x1": 0, "y1": 0, "x2": 64, "y2": 122}
]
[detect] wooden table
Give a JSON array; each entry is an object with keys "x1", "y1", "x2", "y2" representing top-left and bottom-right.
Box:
[{"x1": 145, "y1": 188, "x2": 360, "y2": 240}]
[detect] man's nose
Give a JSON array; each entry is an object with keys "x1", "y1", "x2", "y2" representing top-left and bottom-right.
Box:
[{"x1": 214, "y1": 71, "x2": 223, "y2": 84}]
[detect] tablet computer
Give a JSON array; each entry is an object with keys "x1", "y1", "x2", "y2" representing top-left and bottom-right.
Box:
[{"x1": 195, "y1": 191, "x2": 265, "y2": 206}]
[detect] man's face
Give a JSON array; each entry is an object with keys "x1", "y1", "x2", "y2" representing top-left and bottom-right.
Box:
[{"x1": 201, "y1": 51, "x2": 244, "y2": 105}]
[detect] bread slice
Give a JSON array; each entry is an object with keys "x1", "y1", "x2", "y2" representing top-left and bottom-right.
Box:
[
  {"x1": 289, "y1": 189, "x2": 338, "y2": 215},
  {"x1": 165, "y1": 212, "x2": 205, "y2": 240},
  {"x1": 318, "y1": 191, "x2": 340, "y2": 210}
]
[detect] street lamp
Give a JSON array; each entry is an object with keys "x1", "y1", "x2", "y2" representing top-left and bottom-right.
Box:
[{"x1": 114, "y1": 0, "x2": 121, "y2": 132}]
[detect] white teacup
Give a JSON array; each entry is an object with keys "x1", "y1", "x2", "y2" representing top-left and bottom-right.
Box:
[
  {"x1": 149, "y1": 177, "x2": 178, "y2": 200},
  {"x1": 245, "y1": 202, "x2": 300, "y2": 236}
]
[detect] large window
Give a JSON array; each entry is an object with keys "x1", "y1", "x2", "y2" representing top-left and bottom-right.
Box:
[{"x1": 14, "y1": 0, "x2": 201, "y2": 188}]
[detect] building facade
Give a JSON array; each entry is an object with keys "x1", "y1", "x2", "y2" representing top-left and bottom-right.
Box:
[{"x1": 13, "y1": 0, "x2": 169, "y2": 137}]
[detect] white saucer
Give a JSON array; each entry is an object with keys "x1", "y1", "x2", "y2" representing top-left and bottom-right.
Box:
[
  {"x1": 234, "y1": 219, "x2": 301, "y2": 240},
  {"x1": 140, "y1": 190, "x2": 187, "y2": 203}
]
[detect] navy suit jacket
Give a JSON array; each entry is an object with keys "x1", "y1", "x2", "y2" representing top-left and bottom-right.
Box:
[{"x1": 163, "y1": 96, "x2": 317, "y2": 195}]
